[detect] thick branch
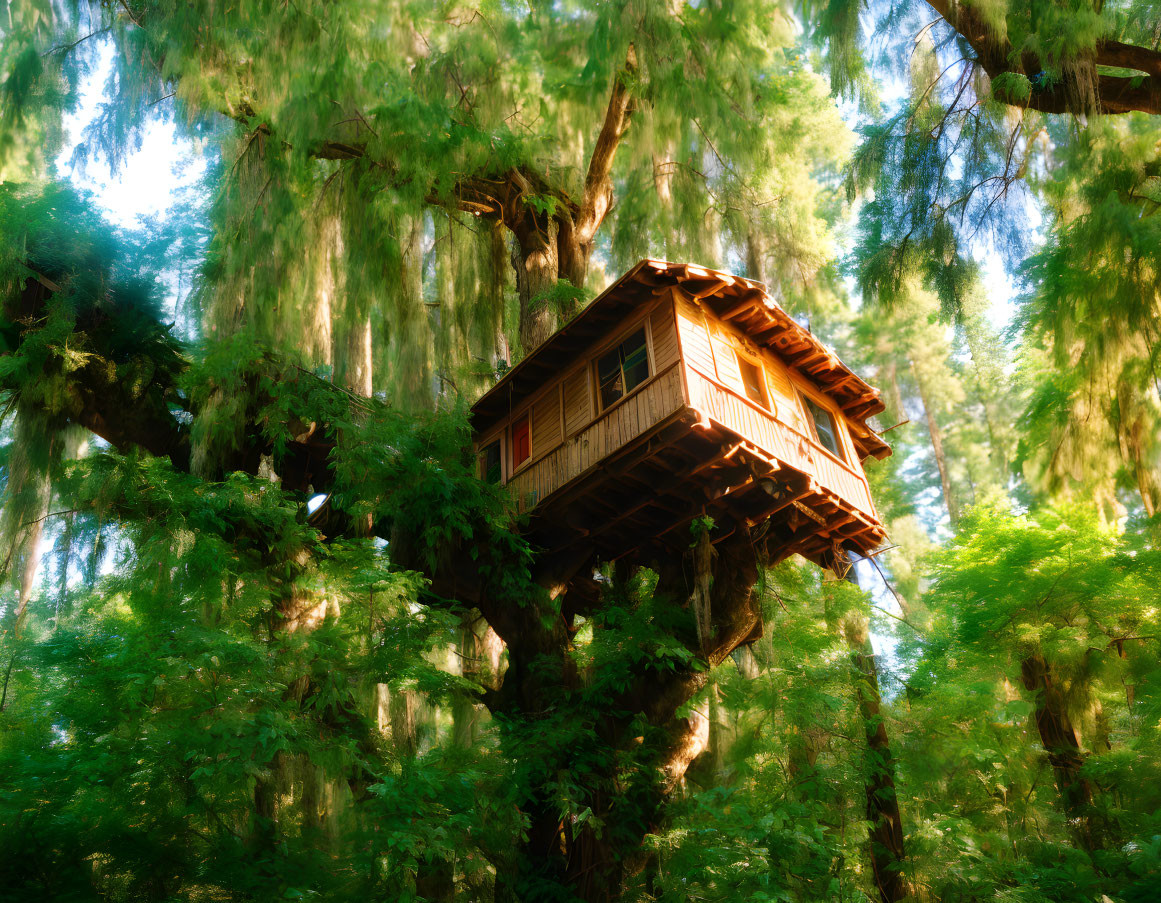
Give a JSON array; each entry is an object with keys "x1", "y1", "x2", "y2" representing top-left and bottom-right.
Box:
[
  {"x1": 923, "y1": 0, "x2": 1161, "y2": 115},
  {"x1": 574, "y1": 44, "x2": 638, "y2": 246},
  {"x1": 1098, "y1": 40, "x2": 1161, "y2": 78}
]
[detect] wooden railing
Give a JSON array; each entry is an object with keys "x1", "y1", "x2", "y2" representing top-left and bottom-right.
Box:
[
  {"x1": 684, "y1": 365, "x2": 878, "y2": 519},
  {"x1": 507, "y1": 362, "x2": 687, "y2": 512}
]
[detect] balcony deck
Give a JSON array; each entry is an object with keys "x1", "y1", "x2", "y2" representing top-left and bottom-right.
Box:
[
  {"x1": 507, "y1": 360, "x2": 688, "y2": 514},
  {"x1": 505, "y1": 357, "x2": 885, "y2": 567}
]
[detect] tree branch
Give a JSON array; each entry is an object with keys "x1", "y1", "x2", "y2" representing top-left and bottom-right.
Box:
[
  {"x1": 574, "y1": 44, "x2": 638, "y2": 246},
  {"x1": 923, "y1": 0, "x2": 1161, "y2": 115}
]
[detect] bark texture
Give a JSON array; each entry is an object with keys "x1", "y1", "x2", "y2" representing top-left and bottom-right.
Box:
[
  {"x1": 923, "y1": 0, "x2": 1161, "y2": 115},
  {"x1": 837, "y1": 556, "x2": 911, "y2": 903},
  {"x1": 466, "y1": 528, "x2": 764, "y2": 902},
  {"x1": 1020, "y1": 652, "x2": 1098, "y2": 847}
]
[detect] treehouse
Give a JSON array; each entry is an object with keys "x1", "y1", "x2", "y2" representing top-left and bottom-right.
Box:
[{"x1": 470, "y1": 260, "x2": 891, "y2": 570}]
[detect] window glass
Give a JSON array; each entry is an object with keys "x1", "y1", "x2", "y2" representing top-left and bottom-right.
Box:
[
  {"x1": 597, "y1": 328, "x2": 650, "y2": 409},
  {"x1": 597, "y1": 347, "x2": 624, "y2": 409},
  {"x1": 738, "y1": 357, "x2": 769, "y2": 409},
  {"x1": 478, "y1": 440, "x2": 502, "y2": 484},
  {"x1": 804, "y1": 396, "x2": 843, "y2": 460},
  {"x1": 621, "y1": 329, "x2": 649, "y2": 393},
  {"x1": 512, "y1": 416, "x2": 531, "y2": 468}
]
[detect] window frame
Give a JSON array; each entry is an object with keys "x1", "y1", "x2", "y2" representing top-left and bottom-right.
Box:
[
  {"x1": 799, "y1": 389, "x2": 847, "y2": 463},
  {"x1": 591, "y1": 320, "x2": 655, "y2": 413},
  {"x1": 734, "y1": 350, "x2": 771, "y2": 412},
  {"x1": 477, "y1": 436, "x2": 503, "y2": 484}
]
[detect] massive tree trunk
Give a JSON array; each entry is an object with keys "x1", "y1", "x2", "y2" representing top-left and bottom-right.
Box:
[
  {"x1": 511, "y1": 206, "x2": 562, "y2": 355},
  {"x1": 477, "y1": 527, "x2": 763, "y2": 903}
]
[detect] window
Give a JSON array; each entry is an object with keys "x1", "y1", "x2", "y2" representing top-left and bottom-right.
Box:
[
  {"x1": 804, "y1": 396, "x2": 843, "y2": 460},
  {"x1": 477, "y1": 440, "x2": 502, "y2": 484},
  {"x1": 737, "y1": 356, "x2": 769, "y2": 410},
  {"x1": 597, "y1": 328, "x2": 650, "y2": 409},
  {"x1": 511, "y1": 415, "x2": 531, "y2": 469}
]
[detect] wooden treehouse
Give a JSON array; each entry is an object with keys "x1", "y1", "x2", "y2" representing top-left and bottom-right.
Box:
[{"x1": 470, "y1": 260, "x2": 891, "y2": 570}]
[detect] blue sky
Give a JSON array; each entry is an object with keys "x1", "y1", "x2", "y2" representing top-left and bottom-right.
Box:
[{"x1": 57, "y1": 41, "x2": 207, "y2": 228}]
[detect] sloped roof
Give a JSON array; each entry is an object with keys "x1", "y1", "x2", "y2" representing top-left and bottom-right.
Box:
[{"x1": 471, "y1": 259, "x2": 890, "y2": 460}]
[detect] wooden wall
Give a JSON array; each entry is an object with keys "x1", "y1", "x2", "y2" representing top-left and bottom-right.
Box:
[
  {"x1": 676, "y1": 292, "x2": 847, "y2": 453},
  {"x1": 509, "y1": 361, "x2": 686, "y2": 512},
  {"x1": 478, "y1": 288, "x2": 874, "y2": 521},
  {"x1": 532, "y1": 388, "x2": 562, "y2": 459},
  {"x1": 651, "y1": 305, "x2": 680, "y2": 370},
  {"x1": 674, "y1": 288, "x2": 876, "y2": 519},
  {"x1": 563, "y1": 370, "x2": 590, "y2": 438},
  {"x1": 680, "y1": 296, "x2": 806, "y2": 431},
  {"x1": 485, "y1": 297, "x2": 685, "y2": 506}
]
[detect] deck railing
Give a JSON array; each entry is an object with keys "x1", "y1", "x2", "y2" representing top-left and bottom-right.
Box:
[
  {"x1": 507, "y1": 361, "x2": 687, "y2": 512},
  {"x1": 684, "y1": 365, "x2": 877, "y2": 519}
]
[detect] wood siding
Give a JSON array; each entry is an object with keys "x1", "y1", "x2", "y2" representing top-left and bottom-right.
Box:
[
  {"x1": 763, "y1": 357, "x2": 809, "y2": 435},
  {"x1": 709, "y1": 327, "x2": 744, "y2": 395},
  {"x1": 532, "y1": 388, "x2": 562, "y2": 457},
  {"x1": 650, "y1": 306, "x2": 680, "y2": 370},
  {"x1": 508, "y1": 362, "x2": 686, "y2": 512},
  {"x1": 477, "y1": 291, "x2": 878, "y2": 530},
  {"x1": 563, "y1": 369, "x2": 591, "y2": 437},
  {"x1": 676, "y1": 298, "x2": 716, "y2": 378},
  {"x1": 685, "y1": 365, "x2": 877, "y2": 519}
]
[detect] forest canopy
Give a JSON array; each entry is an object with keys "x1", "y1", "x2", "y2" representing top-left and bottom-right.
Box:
[{"x1": 1, "y1": 1, "x2": 1160, "y2": 902}]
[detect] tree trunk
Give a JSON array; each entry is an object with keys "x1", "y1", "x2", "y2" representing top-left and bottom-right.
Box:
[
  {"x1": 911, "y1": 360, "x2": 959, "y2": 527},
  {"x1": 306, "y1": 211, "x2": 339, "y2": 371},
  {"x1": 336, "y1": 308, "x2": 372, "y2": 398},
  {"x1": 652, "y1": 148, "x2": 678, "y2": 256},
  {"x1": 389, "y1": 683, "x2": 419, "y2": 758},
  {"x1": 479, "y1": 528, "x2": 763, "y2": 903},
  {"x1": 851, "y1": 632, "x2": 910, "y2": 902},
  {"x1": 1122, "y1": 414, "x2": 1161, "y2": 516},
  {"x1": 13, "y1": 512, "x2": 45, "y2": 635},
  {"x1": 960, "y1": 323, "x2": 1010, "y2": 479},
  {"x1": 1019, "y1": 652, "x2": 1098, "y2": 848},
  {"x1": 453, "y1": 614, "x2": 503, "y2": 748},
  {"x1": 512, "y1": 211, "x2": 563, "y2": 355},
  {"x1": 6, "y1": 416, "x2": 53, "y2": 637},
  {"x1": 881, "y1": 360, "x2": 906, "y2": 426},
  {"x1": 835, "y1": 556, "x2": 911, "y2": 903},
  {"x1": 508, "y1": 46, "x2": 636, "y2": 355}
]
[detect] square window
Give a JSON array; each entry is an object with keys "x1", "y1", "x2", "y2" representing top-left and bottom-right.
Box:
[
  {"x1": 621, "y1": 332, "x2": 649, "y2": 392},
  {"x1": 512, "y1": 416, "x2": 531, "y2": 468},
  {"x1": 597, "y1": 328, "x2": 650, "y2": 409}
]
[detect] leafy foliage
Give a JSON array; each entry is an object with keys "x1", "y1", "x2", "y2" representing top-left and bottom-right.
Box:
[{"x1": 3, "y1": 1, "x2": 1161, "y2": 902}]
